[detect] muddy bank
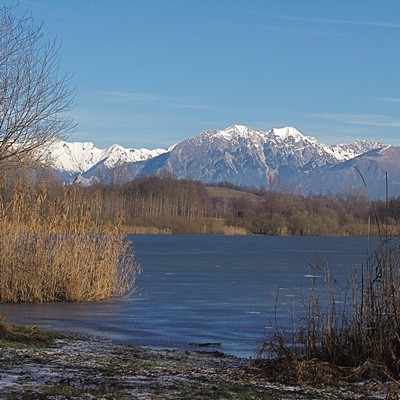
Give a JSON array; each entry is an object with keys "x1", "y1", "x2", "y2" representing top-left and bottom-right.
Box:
[{"x1": 0, "y1": 336, "x2": 393, "y2": 399}]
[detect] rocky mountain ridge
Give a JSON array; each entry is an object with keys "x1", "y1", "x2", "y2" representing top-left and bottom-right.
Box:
[{"x1": 46, "y1": 125, "x2": 397, "y2": 198}]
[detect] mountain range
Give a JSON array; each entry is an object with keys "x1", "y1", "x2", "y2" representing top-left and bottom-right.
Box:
[{"x1": 45, "y1": 125, "x2": 399, "y2": 199}]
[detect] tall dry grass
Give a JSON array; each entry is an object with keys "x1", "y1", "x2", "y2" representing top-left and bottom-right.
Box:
[
  {"x1": 259, "y1": 234, "x2": 400, "y2": 383},
  {"x1": 0, "y1": 181, "x2": 138, "y2": 303}
]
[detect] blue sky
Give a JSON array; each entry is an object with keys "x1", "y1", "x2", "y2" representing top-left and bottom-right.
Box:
[{"x1": 10, "y1": 0, "x2": 400, "y2": 148}]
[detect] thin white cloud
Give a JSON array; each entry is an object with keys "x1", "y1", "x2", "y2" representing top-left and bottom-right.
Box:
[
  {"x1": 380, "y1": 97, "x2": 400, "y2": 103},
  {"x1": 102, "y1": 91, "x2": 169, "y2": 104},
  {"x1": 97, "y1": 90, "x2": 213, "y2": 110},
  {"x1": 311, "y1": 112, "x2": 400, "y2": 128},
  {"x1": 173, "y1": 103, "x2": 214, "y2": 110},
  {"x1": 250, "y1": 23, "x2": 349, "y2": 37},
  {"x1": 256, "y1": 13, "x2": 400, "y2": 30}
]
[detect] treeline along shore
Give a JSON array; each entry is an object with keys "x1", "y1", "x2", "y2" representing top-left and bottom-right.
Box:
[
  {"x1": 6, "y1": 168, "x2": 400, "y2": 237},
  {"x1": 42, "y1": 171, "x2": 400, "y2": 236}
]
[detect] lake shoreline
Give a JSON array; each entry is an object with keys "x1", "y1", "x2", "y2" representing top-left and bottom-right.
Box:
[
  {"x1": 0, "y1": 335, "x2": 392, "y2": 399},
  {"x1": 2, "y1": 235, "x2": 374, "y2": 358}
]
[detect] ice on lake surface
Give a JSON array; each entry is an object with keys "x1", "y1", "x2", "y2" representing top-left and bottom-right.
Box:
[{"x1": 1, "y1": 235, "x2": 376, "y2": 357}]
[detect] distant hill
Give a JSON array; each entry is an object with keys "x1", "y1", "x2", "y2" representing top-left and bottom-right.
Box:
[{"x1": 289, "y1": 146, "x2": 400, "y2": 199}]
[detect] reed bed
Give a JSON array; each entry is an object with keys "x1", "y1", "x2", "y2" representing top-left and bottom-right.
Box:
[
  {"x1": 125, "y1": 217, "x2": 249, "y2": 235},
  {"x1": 0, "y1": 181, "x2": 137, "y2": 303},
  {"x1": 259, "y1": 236, "x2": 400, "y2": 385}
]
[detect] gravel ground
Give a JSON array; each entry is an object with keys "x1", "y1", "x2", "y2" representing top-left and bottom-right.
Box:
[{"x1": 0, "y1": 337, "x2": 395, "y2": 399}]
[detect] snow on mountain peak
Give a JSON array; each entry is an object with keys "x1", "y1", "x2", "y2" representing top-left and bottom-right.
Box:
[
  {"x1": 102, "y1": 146, "x2": 166, "y2": 168},
  {"x1": 44, "y1": 124, "x2": 389, "y2": 192},
  {"x1": 229, "y1": 124, "x2": 250, "y2": 133},
  {"x1": 211, "y1": 125, "x2": 251, "y2": 140},
  {"x1": 44, "y1": 140, "x2": 102, "y2": 173},
  {"x1": 46, "y1": 140, "x2": 167, "y2": 175},
  {"x1": 329, "y1": 140, "x2": 385, "y2": 161},
  {"x1": 270, "y1": 127, "x2": 305, "y2": 141}
]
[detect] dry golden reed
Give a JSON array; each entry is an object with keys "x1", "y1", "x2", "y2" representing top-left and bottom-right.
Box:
[
  {"x1": 259, "y1": 237, "x2": 400, "y2": 383},
  {"x1": 0, "y1": 181, "x2": 138, "y2": 303}
]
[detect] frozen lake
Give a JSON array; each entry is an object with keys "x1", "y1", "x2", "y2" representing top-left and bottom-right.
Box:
[{"x1": 1, "y1": 235, "x2": 377, "y2": 357}]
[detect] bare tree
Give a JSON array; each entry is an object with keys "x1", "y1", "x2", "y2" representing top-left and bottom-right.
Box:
[{"x1": 0, "y1": 5, "x2": 75, "y2": 169}]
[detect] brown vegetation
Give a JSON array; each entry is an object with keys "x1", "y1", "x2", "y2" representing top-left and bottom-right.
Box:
[
  {"x1": 0, "y1": 175, "x2": 137, "y2": 303},
  {"x1": 79, "y1": 175, "x2": 400, "y2": 236},
  {"x1": 257, "y1": 229, "x2": 400, "y2": 389}
]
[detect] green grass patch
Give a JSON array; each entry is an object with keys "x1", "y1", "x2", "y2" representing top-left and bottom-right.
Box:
[{"x1": 0, "y1": 317, "x2": 69, "y2": 346}]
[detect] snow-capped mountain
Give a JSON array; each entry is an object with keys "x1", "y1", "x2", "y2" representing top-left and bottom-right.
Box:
[
  {"x1": 133, "y1": 125, "x2": 385, "y2": 188},
  {"x1": 43, "y1": 125, "x2": 397, "y2": 198},
  {"x1": 43, "y1": 140, "x2": 167, "y2": 181},
  {"x1": 329, "y1": 140, "x2": 386, "y2": 161}
]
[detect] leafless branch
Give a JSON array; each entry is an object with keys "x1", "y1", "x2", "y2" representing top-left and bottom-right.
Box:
[{"x1": 0, "y1": 5, "x2": 75, "y2": 170}]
